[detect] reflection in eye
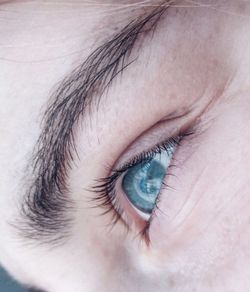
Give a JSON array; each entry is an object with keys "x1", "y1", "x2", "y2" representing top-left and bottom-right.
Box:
[{"x1": 122, "y1": 149, "x2": 175, "y2": 215}]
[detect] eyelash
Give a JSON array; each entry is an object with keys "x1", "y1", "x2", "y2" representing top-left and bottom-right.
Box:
[{"x1": 90, "y1": 131, "x2": 193, "y2": 243}]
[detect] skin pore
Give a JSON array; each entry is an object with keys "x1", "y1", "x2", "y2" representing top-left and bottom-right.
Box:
[{"x1": 0, "y1": 0, "x2": 250, "y2": 291}]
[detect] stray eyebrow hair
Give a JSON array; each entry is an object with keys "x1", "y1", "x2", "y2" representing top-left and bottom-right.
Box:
[{"x1": 15, "y1": 1, "x2": 173, "y2": 245}]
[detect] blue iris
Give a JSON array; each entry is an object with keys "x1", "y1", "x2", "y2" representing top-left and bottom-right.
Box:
[{"x1": 122, "y1": 153, "x2": 170, "y2": 214}]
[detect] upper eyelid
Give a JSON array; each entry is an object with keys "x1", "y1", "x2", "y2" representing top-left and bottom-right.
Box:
[
  {"x1": 114, "y1": 137, "x2": 179, "y2": 173},
  {"x1": 108, "y1": 109, "x2": 194, "y2": 173}
]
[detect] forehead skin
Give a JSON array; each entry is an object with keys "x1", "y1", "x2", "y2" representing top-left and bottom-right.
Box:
[{"x1": 0, "y1": 1, "x2": 250, "y2": 291}]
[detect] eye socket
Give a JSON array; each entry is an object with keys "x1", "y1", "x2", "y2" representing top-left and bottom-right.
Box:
[{"x1": 121, "y1": 147, "x2": 175, "y2": 216}]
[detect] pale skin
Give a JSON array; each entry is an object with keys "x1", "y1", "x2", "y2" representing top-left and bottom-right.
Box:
[{"x1": 0, "y1": 1, "x2": 250, "y2": 291}]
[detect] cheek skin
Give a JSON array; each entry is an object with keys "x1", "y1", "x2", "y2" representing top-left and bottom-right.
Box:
[{"x1": 145, "y1": 93, "x2": 250, "y2": 290}]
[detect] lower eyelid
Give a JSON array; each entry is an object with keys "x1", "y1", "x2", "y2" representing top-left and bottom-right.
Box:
[{"x1": 115, "y1": 177, "x2": 148, "y2": 229}]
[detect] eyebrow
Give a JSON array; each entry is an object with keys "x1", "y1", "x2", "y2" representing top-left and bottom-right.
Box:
[{"x1": 15, "y1": 1, "x2": 172, "y2": 245}]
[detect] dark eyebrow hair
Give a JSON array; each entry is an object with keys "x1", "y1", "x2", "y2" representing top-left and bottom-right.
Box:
[{"x1": 14, "y1": 2, "x2": 172, "y2": 245}]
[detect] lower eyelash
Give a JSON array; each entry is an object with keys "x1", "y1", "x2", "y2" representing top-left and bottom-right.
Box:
[{"x1": 89, "y1": 130, "x2": 195, "y2": 242}]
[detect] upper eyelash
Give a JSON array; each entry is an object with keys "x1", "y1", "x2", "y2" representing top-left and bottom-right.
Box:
[{"x1": 89, "y1": 132, "x2": 193, "y2": 241}]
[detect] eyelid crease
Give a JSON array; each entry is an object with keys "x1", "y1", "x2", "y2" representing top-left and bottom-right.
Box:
[{"x1": 112, "y1": 109, "x2": 195, "y2": 171}]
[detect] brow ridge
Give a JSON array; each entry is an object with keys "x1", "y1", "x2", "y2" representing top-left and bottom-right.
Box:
[{"x1": 16, "y1": 2, "x2": 171, "y2": 245}]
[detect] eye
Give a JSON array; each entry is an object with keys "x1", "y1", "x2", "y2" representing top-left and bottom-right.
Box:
[
  {"x1": 91, "y1": 134, "x2": 186, "y2": 238},
  {"x1": 121, "y1": 148, "x2": 175, "y2": 216}
]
